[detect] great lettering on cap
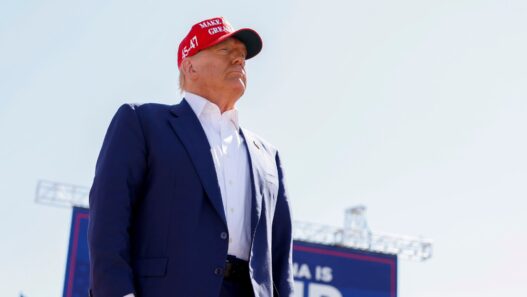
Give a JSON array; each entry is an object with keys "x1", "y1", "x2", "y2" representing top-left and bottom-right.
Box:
[{"x1": 177, "y1": 17, "x2": 263, "y2": 67}]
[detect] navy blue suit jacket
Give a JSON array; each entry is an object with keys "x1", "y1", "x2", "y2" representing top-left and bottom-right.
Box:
[{"x1": 88, "y1": 100, "x2": 293, "y2": 297}]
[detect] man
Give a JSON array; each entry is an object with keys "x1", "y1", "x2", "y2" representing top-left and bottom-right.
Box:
[{"x1": 88, "y1": 17, "x2": 293, "y2": 297}]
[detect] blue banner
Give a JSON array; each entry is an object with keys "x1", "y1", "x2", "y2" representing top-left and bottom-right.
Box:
[
  {"x1": 62, "y1": 208, "x2": 397, "y2": 297},
  {"x1": 292, "y1": 241, "x2": 397, "y2": 297},
  {"x1": 62, "y1": 207, "x2": 90, "y2": 297}
]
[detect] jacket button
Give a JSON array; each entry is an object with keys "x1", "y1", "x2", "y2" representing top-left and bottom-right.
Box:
[
  {"x1": 220, "y1": 232, "x2": 228, "y2": 239},
  {"x1": 214, "y1": 267, "x2": 223, "y2": 275}
]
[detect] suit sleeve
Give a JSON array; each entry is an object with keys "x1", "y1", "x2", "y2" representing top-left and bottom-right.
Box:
[
  {"x1": 88, "y1": 104, "x2": 147, "y2": 297},
  {"x1": 272, "y1": 151, "x2": 294, "y2": 296}
]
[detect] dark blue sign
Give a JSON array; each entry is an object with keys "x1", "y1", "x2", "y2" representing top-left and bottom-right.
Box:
[
  {"x1": 62, "y1": 207, "x2": 90, "y2": 297},
  {"x1": 292, "y1": 241, "x2": 397, "y2": 297},
  {"x1": 62, "y1": 208, "x2": 397, "y2": 297}
]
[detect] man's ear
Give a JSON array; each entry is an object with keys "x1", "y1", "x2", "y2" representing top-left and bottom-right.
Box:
[{"x1": 181, "y1": 58, "x2": 197, "y2": 80}]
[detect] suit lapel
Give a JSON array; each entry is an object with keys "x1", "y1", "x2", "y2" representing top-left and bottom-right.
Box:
[
  {"x1": 168, "y1": 100, "x2": 227, "y2": 226},
  {"x1": 240, "y1": 128, "x2": 263, "y2": 237}
]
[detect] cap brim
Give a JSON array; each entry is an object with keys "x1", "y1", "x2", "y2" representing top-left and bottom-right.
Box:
[
  {"x1": 194, "y1": 28, "x2": 263, "y2": 61},
  {"x1": 230, "y1": 28, "x2": 263, "y2": 60}
]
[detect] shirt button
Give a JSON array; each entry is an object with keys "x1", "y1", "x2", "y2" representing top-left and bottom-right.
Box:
[
  {"x1": 214, "y1": 267, "x2": 223, "y2": 275},
  {"x1": 220, "y1": 232, "x2": 228, "y2": 239},
  {"x1": 229, "y1": 208, "x2": 234, "y2": 213},
  {"x1": 228, "y1": 180, "x2": 233, "y2": 185}
]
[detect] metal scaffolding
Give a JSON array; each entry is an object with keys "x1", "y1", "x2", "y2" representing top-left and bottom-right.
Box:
[
  {"x1": 293, "y1": 206, "x2": 432, "y2": 261},
  {"x1": 35, "y1": 180, "x2": 89, "y2": 208},
  {"x1": 36, "y1": 180, "x2": 432, "y2": 261}
]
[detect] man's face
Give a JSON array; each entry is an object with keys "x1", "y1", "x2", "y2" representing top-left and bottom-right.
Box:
[{"x1": 190, "y1": 37, "x2": 248, "y2": 99}]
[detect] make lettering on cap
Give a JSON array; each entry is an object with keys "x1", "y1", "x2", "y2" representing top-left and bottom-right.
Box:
[{"x1": 177, "y1": 17, "x2": 263, "y2": 67}]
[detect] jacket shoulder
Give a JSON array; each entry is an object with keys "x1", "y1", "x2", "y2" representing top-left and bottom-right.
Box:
[
  {"x1": 114, "y1": 102, "x2": 177, "y2": 119},
  {"x1": 123, "y1": 102, "x2": 173, "y2": 112}
]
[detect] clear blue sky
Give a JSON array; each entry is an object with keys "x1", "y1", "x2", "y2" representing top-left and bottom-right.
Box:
[{"x1": 1, "y1": 1, "x2": 526, "y2": 296}]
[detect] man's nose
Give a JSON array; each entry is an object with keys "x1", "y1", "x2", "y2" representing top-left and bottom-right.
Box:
[{"x1": 232, "y1": 53, "x2": 246, "y2": 67}]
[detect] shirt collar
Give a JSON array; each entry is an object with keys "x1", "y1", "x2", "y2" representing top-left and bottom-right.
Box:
[{"x1": 184, "y1": 91, "x2": 240, "y2": 129}]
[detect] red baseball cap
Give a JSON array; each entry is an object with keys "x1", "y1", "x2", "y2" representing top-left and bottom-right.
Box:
[{"x1": 177, "y1": 17, "x2": 263, "y2": 68}]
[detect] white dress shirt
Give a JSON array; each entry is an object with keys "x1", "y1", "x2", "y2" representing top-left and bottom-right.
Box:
[{"x1": 184, "y1": 91, "x2": 252, "y2": 260}]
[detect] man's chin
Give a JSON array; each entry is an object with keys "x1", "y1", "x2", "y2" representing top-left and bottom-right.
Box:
[
  {"x1": 227, "y1": 79, "x2": 246, "y2": 94},
  {"x1": 233, "y1": 86, "x2": 246, "y2": 98}
]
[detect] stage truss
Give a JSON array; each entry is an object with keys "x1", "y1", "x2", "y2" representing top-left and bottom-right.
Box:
[{"x1": 36, "y1": 180, "x2": 432, "y2": 261}]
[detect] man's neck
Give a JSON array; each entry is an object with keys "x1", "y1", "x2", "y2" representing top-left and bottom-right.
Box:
[{"x1": 184, "y1": 88, "x2": 241, "y2": 113}]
